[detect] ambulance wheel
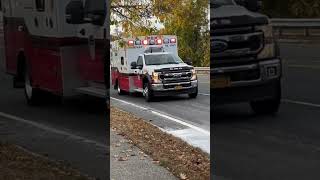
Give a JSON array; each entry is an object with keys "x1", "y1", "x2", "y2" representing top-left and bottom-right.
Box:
[
  {"x1": 24, "y1": 64, "x2": 42, "y2": 105},
  {"x1": 143, "y1": 82, "x2": 153, "y2": 102},
  {"x1": 188, "y1": 88, "x2": 198, "y2": 99},
  {"x1": 117, "y1": 82, "x2": 124, "y2": 95}
]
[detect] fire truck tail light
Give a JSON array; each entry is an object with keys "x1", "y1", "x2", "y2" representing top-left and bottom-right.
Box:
[
  {"x1": 143, "y1": 40, "x2": 148, "y2": 45},
  {"x1": 170, "y1": 38, "x2": 176, "y2": 43},
  {"x1": 128, "y1": 40, "x2": 134, "y2": 46},
  {"x1": 157, "y1": 39, "x2": 162, "y2": 45}
]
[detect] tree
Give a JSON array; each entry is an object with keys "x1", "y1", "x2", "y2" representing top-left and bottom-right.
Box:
[
  {"x1": 153, "y1": 0, "x2": 210, "y2": 66},
  {"x1": 110, "y1": 0, "x2": 155, "y2": 37},
  {"x1": 111, "y1": 0, "x2": 210, "y2": 66},
  {"x1": 262, "y1": 0, "x2": 320, "y2": 18}
]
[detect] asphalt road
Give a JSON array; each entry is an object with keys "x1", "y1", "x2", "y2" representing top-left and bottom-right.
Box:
[
  {"x1": 214, "y1": 42, "x2": 320, "y2": 180},
  {"x1": 110, "y1": 74, "x2": 211, "y2": 132}
]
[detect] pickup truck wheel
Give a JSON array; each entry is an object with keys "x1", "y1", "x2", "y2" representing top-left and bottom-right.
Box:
[
  {"x1": 189, "y1": 88, "x2": 198, "y2": 99},
  {"x1": 117, "y1": 82, "x2": 124, "y2": 95},
  {"x1": 143, "y1": 82, "x2": 153, "y2": 102},
  {"x1": 24, "y1": 65, "x2": 41, "y2": 105},
  {"x1": 250, "y1": 83, "x2": 281, "y2": 115}
]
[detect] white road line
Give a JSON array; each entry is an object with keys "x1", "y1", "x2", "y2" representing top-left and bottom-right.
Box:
[
  {"x1": 199, "y1": 93, "x2": 210, "y2": 96},
  {"x1": 0, "y1": 112, "x2": 107, "y2": 149},
  {"x1": 288, "y1": 65, "x2": 320, "y2": 70},
  {"x1": 282, "y1": 99, "x2": 320, "y2": 108},
  {"x1": 167, "y1": 128, "x2": 210, "y2": 154},
  {"x1": 111, "y1": 97, "x2": 210, "y2": 136}
]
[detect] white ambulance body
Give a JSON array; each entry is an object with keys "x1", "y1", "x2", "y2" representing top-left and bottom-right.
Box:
[
  {"x1": 1, "y1": 0, "x2": 109, "y2": 104},
  {"x1": 111, "y1": 35, "x2": 198, "y2": 101}
]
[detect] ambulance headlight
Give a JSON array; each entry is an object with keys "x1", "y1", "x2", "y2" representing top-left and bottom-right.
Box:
[
  {"x1": 152, "y1": 72, "x2": 161, "y2": 83},
  {"x1": 191, "y1": 69, "x2": 197, "y2": 81},
  {"x1": 256, "y1": 24, "x2": 276, "y2": 59}
]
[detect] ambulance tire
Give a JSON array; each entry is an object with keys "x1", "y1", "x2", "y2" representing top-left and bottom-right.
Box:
[
  {"x1": 189, "y1": 88, "x2": 198, "y2": 99},
  {"x1": 143, "y1": 82, "x2": 153, "y2": 102},
  {"x1": 117, "y1": 82, "x2": 124, "y2": 95},
  {"x1": 24, "y1": 63, "x2": 42, "y2": 106}
]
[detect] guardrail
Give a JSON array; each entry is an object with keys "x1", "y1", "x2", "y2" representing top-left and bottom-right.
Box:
[
  {"x1": 271, "y1": 18, "x2": 320, "y2": 37},
  {"x1": 194, "y1": 67, "x2": 210, "y2": 74}
]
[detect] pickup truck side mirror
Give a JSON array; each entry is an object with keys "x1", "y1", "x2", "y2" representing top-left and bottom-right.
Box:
[
  {"x1": 65, "y1": 0, "x2": 85, "y2": 24},
  {"x1": 131, "y1": 62, "x2": 137, "y2": 69}
]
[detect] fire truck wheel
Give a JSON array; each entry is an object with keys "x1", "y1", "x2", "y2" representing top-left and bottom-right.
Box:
[
  {"x1": 24, "y1": 66, "x2": 42, "y2": 105},
  {"x1": 117, "y1": 82, "x2": 124, "y2": 95},
  {"x1": 143, "y1": 82, "x2": 153, "y2": 102}
]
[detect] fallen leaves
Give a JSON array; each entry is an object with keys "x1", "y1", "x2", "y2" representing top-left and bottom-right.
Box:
[
  {"x1": 179, "y1": 173, "x2": 187, "y2": 180},
  {"x1": 0, "y1": 142, "x2": 92, "y2": 180},
  {"x1": 111, "y1": 107, "x2": 210, "y2": 180}
]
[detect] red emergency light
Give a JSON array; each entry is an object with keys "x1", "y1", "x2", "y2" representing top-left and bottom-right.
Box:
[
  {"x1": 143, "y1": 39, "x2": 148, "y2": 45},
  {"x1": 170, "y1": 38, "x2": 176, "y2": 43},
  {"x1": 128, "y1": 40, "x2": 134, "y2": 46},
  {"x1": 156, "y1": 39, "x2": 162, "y2": 45}
]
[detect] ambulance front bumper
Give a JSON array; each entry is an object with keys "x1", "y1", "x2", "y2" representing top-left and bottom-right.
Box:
[{"x1": 151, "y1": 80, "x2": 198, "y2": 96}]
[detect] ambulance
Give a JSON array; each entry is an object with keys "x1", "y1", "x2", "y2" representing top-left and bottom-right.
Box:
[
  {"x1": 111, "y1": 35, "x2": 198, "y2": 102},
  {"x1": 1, "y1": 0, "x2": 109, "y2": 105}
]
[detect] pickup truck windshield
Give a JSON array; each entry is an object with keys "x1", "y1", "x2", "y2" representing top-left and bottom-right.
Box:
[
  {"x1": 144, "y1": 54, "x2": 184, "y2": 65},
  {"x1": 211, "y1": 0, "x2": 235, "y2": 7}
]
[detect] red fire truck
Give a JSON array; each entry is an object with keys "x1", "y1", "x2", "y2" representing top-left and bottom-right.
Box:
[{"x1": 2, "y1": 0, "x2": 109, "y2": 104}]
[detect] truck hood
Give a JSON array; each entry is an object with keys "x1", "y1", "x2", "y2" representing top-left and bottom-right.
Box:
[
  {"x1": 211, "y1": 5, "x2": 268, "y2": 29},
  {"x1": 147, "y1": 63, "x2": 192, "y2": 72}
]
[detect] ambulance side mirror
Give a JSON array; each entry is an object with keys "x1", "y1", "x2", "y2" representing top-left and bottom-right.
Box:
[
  {"x1": 131, "y1": 62, "x2": 137, "y2": 69},
  {"x1": 65, "y1": 0, "x2": 85, "y2": 24},
  {"x1": 84, "y1": 0, "x2": 106, "y2": 26}
]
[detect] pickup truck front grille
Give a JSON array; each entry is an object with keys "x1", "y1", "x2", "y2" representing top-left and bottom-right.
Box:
[
  {"x1": 211, "y1": 31, "x2": 264, "y2": 62},
  {"x1": 211, "y1": 26, "x2": 255, "y2": 36},
  {"x1": 157, "y1": 70, "x2": 193, "y2": 89},
  {"x1": 227, "y1": 34, "x2": 263, "y2": 51}
]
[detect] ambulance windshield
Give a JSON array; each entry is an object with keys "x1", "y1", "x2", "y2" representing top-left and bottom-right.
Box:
[{"x1": 144, "y1": 53, "x2": 184, "y2": 66}]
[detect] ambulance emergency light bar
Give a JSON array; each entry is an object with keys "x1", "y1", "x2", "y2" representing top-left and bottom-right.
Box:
[{"x1": 127, "y1": 38, "x2": 176, "y2": 46}]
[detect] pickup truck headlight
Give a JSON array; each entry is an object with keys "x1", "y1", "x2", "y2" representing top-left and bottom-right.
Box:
[
  {"x1": 191, "y1": 69, "x2": 197, "y2": 81},
  {"x1": 152, "y1": 72, "x2": 161, "y2": 83},
  {"x1": 256, "y1": 24, "x2": 276, "y2": 59}
]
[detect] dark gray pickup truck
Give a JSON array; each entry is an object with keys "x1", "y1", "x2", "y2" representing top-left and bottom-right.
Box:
[{"x1": 211, "y1": 0, "x2": 282, "y2": 114}]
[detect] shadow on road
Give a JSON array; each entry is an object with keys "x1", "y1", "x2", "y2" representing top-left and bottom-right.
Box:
[
  {"x1": 120, "y1": 92, "x2": 197, "y2": 103},
  {"x1": 213, "y1": 103, "x2": 279, "y2": 124}
]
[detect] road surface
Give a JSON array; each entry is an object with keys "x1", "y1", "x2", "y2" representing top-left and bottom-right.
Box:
[
  {"x1": 214, "y1": 42, "x2": 320, "y2": 180},
  {"x1": 110, "y1": 74, "x2": 211, "y2": 153}
]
